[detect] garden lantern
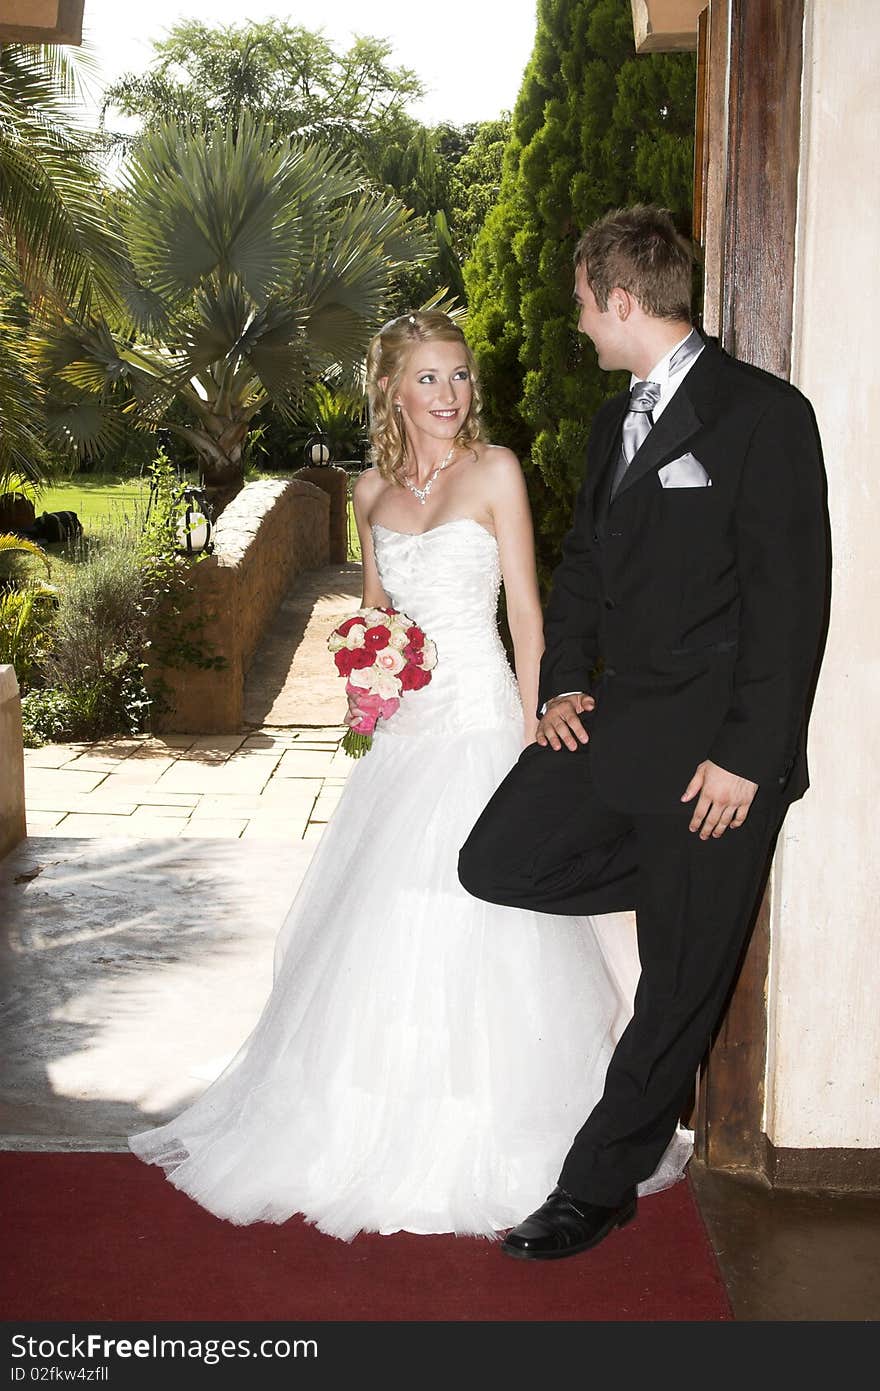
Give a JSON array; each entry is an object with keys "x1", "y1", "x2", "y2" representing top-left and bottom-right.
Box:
[
  {"x1": 304, "y1": 432, "x2": 331, "y2": 467},
  {"x1": 176, "y1": 486, "x2": 214, "y2": 556}
]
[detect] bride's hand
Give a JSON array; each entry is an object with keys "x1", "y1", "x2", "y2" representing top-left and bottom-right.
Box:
[{"x1": 345, "y1": 691, "x2": 366, "y2": 729}]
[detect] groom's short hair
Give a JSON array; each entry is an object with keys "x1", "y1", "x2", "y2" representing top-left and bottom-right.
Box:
[{"x1": 574, "y1": 205, "x2": 693, "y2": 321}]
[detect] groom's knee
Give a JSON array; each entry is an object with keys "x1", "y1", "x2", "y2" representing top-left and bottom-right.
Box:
[
  {"x1": 458, "y1": 812, "x2": 521, "y2": 904},
  {"x1": 458, "y1": 818, "x2": 500, "y2": 902}
]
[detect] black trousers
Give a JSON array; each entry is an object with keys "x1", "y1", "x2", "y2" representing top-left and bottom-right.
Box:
[{"x1": 457, "y1": 738, "x2": 784, "y2": 1206}]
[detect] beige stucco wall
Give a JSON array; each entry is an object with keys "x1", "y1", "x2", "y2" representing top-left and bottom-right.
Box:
[
  {"x1": 148, "y1": 478, "x2": 329, "y2": 734},
  {"x1": 0, "y1": 664, "x2": 27, "y2": 859},
  {"x1": 765, "y1": 0, "x2": 880, "y2": 1148}
]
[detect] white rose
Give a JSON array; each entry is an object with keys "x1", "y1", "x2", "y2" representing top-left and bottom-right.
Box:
[
  {"x1": 420, "y1": 639, "x2": 438, "y2": 670},
  {"x1": 364, "y1": 668, "x2": 402, "y2": 700}
]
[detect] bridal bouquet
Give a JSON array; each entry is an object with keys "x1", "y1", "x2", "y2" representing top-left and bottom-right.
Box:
[{"x1": 328, "y1": 607, "x2": 437, "y2": 757}]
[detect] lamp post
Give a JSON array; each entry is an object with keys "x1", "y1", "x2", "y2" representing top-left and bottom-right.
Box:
[
  {"x1": 304, "y1": 433, "x2": 331, "y2": 467},
  {"x1": 175, "y1": 486, "x2": 214, "y2": 556}
]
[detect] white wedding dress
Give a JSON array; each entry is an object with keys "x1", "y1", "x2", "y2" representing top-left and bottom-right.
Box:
[{"x1": 129, "y1": 518, "x2": 690, "y2": 1239}]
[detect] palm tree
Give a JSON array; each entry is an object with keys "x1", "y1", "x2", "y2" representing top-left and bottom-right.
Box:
[
  {"x1": 0, "y1": 42, "x2": 123, "y2": 491},
  {"x1": 46, "y1": 116, "x2": 431, "y2": 511}
]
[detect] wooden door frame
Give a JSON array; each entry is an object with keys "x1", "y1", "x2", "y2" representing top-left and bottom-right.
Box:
[{"x1": 692, "y1": 0, "x2": 805, "y2": 1176}]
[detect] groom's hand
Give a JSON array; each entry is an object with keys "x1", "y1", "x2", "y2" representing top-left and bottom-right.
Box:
[
  {"x1": 536, "y1": 693, "x2": 595, "y2": 751},
  {"x1": 681, "y1": 760, "x2": 758, "y2": 838}
]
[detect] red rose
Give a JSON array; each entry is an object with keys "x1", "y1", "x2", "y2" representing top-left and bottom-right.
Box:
[
  {"x1": 335, "y1": 616, "x2": 367, "y2": 638},
  {"x1": 363, "y1": 624, "x2": 391, "y2": 650},
  {"x1": 334, "y1": 647, "x2": 374, "y2": 676},
  {"x1": 406, "y1": 625, "x2": 425, "y2": 648},
  {"x1": 399, "y1": 663, "x2": 432, "y2": 692}
]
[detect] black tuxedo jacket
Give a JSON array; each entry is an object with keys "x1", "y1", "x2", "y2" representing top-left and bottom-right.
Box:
[{"x1": 537, "y1": 338, "x2": 828, "y2": 813}]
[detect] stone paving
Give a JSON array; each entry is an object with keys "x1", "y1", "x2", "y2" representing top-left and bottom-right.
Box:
[
  {"x1": 1, "y1": 559, "x2": 366, "y2": 1147},
  {"x1": 20, "y1": 558, "x2": 364, "y2": 841},
  {"x1": 23, "y1": 728, "x2": 353, "y2": 844},
  {"x1": 244, "y1": 561, "x2": 362, "y2": 727}
]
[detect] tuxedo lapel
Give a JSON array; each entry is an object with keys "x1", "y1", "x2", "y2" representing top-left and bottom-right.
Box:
[
  {"x1": 588, "y1": 395, "x2": 628, "y2": 521},
  {"x1": 610, "y1": 339, "x2": 722, "y2": 504},
  {"x1": 611, "y1": 388, "x2": 702, "y2": 502}
]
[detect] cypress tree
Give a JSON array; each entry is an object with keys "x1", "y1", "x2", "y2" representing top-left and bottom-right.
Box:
[{"x1": 465, "y1": 0, "x2": 696, "y2": 583}]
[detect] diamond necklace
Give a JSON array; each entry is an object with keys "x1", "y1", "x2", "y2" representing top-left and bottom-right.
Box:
[{"x1": 404, "y1": 444, "x2": 456, "y2": 506}]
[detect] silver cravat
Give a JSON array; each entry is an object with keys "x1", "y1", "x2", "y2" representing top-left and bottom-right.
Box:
[{"x1": 609, "y1": 331, "x2": 704, "y2": 500}]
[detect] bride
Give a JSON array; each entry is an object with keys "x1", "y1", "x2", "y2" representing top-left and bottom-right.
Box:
[{"x1": 129, "y1": 310, "x2": 689, "y2": 1240}]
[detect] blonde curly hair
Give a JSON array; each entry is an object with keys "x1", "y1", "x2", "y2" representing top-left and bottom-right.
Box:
[{"x1": 365, "y1": 311, "x2": 487, "y2": 484}]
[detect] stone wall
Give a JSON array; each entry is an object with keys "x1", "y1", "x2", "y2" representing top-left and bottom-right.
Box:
[
  {"x1": 0, "y1": 664, "x2": 26, "y2": 860},
  {"x1": 148, "y1": 479, "x2": 329, "y2": 734},
  {"x1": 293, "y1": 465, "x2": 349, "y2": 563}
]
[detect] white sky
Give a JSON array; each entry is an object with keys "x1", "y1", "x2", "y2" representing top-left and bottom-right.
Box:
[{"x1": 78, "y1": 0, "x2": 539, "y2": 125}]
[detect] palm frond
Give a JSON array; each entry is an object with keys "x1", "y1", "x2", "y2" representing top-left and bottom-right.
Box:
[
  {"x1": 119, "y1": 116, "x2": 370, "y2": 306},
  {"x1": 44, "y1": 398, "x2": 129, "y2": 461},
  {"x1": 0, "y1": 306, "x2": 47, "y2": 487},
  {"x1": 0, "y1": 534, "x2": 51, "y2": 571},
  {"x1": 0, "y1": 45, "x2": 125, "y2": 315}
]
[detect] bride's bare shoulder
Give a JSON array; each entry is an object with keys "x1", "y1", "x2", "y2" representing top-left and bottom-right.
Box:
[
  {"x1": 353, "y1": 466, "x2": 390, "y2": 512},
  {"x1": 473, "y1": 442, "x2": 525, "y2": 488},
  {"x1": 473, "y1": 441, "x2": 522, "y2": 466}
]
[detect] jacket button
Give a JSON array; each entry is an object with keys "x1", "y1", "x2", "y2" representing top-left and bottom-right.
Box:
[
  {"x1": 605, "y1": 667, "x2": 617, "y2": 678},
  {"x1": 592, "y1": 530, "x2": 600, "y2": 543},
  {"x1": 603, "y1": 597, "x2": 616, "y2": 609}
]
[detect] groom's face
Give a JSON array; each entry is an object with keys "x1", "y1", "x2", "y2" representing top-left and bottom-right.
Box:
[{"x1": 574, "y1": 264, "x2": 626, "y2": 371}]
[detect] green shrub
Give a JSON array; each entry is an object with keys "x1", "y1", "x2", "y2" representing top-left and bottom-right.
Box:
[
  {"x1": 137, "y1": 449, "x2": 227, "y2": 676},
  {"x1": 16, "y1": 448, "x2": 227, "y2": 743},
  {"x1": 34, "y1": 523, "x2": 153, "y2": 740},
  {"x1": 465, "y1": 0, "x2": 696, "y2": 586},
  {"x1": 20, "y1": 686, "x2": 78, "y2": 746},
  {"x1": 0, "y1": 581, "x2": 58, "y2": 690}
]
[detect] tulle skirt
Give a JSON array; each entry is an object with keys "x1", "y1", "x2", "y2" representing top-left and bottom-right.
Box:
[{"x1": 129, "y1": 719, "x2": 690, "y2": 1240}]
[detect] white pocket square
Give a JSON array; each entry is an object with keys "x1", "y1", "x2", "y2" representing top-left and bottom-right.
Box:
[{"x1": 658, "y1": 452, "x2": 712, "y2": 488}]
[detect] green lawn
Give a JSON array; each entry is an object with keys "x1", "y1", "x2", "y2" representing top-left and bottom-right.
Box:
[
  {"x1": 6, "y1": 472, "x2": 362, "y2": 582},
  {"x1": 347, "y1": 498, "x2": 362, "y2": 561},
  {"x1": 5, "y1": 474, "x2": 158, "y2": 587},
  {"x1": 35, "y1": 472, "x2": 154, "y2": 532}
]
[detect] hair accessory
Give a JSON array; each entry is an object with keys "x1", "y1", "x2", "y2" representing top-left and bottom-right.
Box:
[{"x1": 408, "y1": 314, "x2": 417, "y2": 326}]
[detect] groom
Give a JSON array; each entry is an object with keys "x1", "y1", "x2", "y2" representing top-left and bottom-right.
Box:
[{"x1": 458, "y1": 205, "x2": 828, "y2": 1260}]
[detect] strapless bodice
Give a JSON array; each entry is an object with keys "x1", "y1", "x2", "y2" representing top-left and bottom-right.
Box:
[{"x1": 371, "y1": 518, "x2": 522, "y2": 737}]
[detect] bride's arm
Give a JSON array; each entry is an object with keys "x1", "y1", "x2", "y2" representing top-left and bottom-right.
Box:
[
  {"x1": 353, "y1": 470, "x2": 392, "y2": 608},
  {"x1": 487, "y1": 449, "x2": 544, "y2": 744},
  {"x1": 345, "y1": 472, "x2": 393, "y2": 729}
]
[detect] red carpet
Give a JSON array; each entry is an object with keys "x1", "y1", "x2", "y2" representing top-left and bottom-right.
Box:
[{"x1": 1, "y1": 1154, "x2": 730, "y2": 1321}]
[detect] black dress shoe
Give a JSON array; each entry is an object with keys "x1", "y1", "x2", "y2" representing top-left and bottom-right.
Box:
[{"x1": 501, "y1": 1185, "x2": 637, "y2": 1261}]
